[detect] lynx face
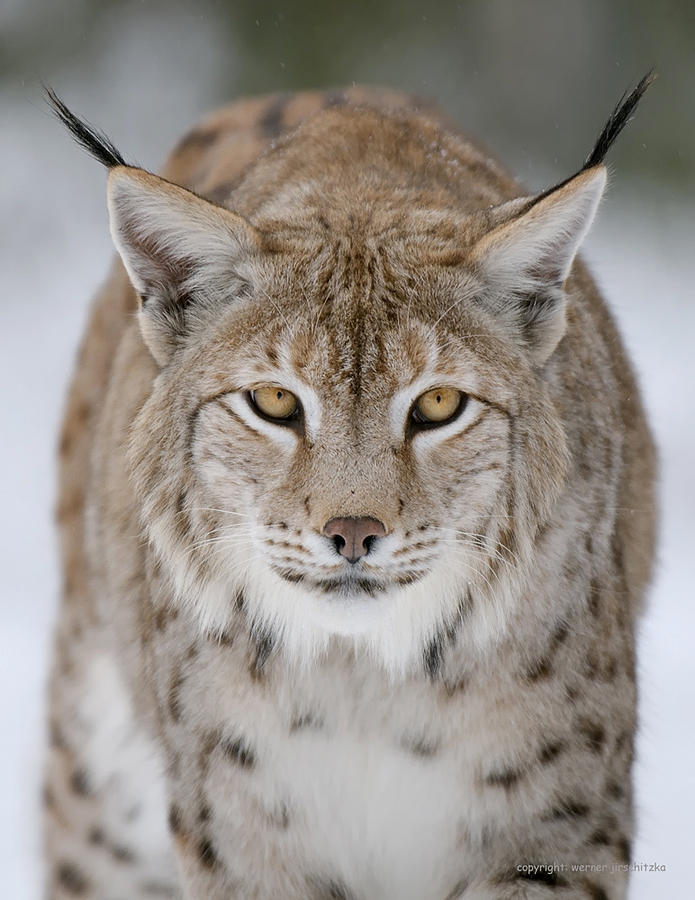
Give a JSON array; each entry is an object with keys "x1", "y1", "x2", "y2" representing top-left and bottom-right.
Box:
[{"x1": 118, "y1": 132, "x2": 590, "y2": 672}]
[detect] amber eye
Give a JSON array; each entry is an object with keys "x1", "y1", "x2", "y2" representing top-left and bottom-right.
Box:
[
  {"x1": 250, "y1": 386, "x2": 299, "y2": 421},
  {"x1": 412, "y1": 387, "x2": 464, "y2": 426}
]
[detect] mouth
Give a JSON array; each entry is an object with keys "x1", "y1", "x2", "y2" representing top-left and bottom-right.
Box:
[
  {"x1": 272, "y1": 565, "x2": 426, "y2": 596},
  {"x1": 311, "y1": 576, "x2": 388, "y2": 598},
  {"x1": 273, "y1": 566, "x2": 387, "y2": 596}
]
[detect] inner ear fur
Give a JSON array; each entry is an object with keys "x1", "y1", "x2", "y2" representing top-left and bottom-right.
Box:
[
  {"x1": 107, "y1": 167, "x2": 261, "y2": 366},
  {"x1": 472, "y1": 166, "x2": 607, "y2": 366}
]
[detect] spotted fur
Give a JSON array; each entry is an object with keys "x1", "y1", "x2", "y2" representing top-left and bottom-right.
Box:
[{"x1": 45, "y1": 84, "x2": 656, "y2": 899}]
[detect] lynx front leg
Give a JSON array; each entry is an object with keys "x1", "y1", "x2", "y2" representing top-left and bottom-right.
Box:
[
  {"x1": 44, "y1": 629, "x2": 179, "y2": 900},
  {"x1": 152, "y1": 614, "x2": 343, "y2": 900},
  {"x1": 158, "y1": 672, "x2": 301, "y2": 899}
]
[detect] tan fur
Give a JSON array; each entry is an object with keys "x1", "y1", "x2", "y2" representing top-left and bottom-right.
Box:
[{"x1": 45, "y1": 87, "x2": 656, "y2": 899}]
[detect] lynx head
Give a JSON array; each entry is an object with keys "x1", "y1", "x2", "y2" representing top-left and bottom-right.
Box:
[{"x1": 47, "y1": 77, "x2": 651, "y2": 675}]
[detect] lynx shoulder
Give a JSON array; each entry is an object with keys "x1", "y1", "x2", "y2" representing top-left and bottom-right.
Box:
[{"x1": 45, "y1": 80, "x2": 656, "y2": 900}]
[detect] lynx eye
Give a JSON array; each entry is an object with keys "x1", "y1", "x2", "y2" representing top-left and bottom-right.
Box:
[
  {"x1": 250, "y1": 386, "x2": 299, "y2": 421},
  {"x1": 412, "y1": 387, "x2": 465, "y2": 426}
]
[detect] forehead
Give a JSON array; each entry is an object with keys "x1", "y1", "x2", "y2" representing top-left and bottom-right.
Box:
[
  {"x1": 277, "y1": 239, "x2": 473, "y2": 347},
  {"x1": 211, "y1": 235, "x2": 508, "y2": 398}
]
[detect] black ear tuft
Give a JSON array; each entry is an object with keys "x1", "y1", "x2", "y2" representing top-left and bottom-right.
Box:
[
  {"x1": 44, "y1": 86, "x2": 131, "y2": 169},
  {"x1": 583, "y1": 70, "x2": 655, "y2": 170}
]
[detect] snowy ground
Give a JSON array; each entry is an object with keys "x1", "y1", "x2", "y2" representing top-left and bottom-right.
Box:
[{"x1": 1, "y1": 87, "x2": 693, "y2": 898}]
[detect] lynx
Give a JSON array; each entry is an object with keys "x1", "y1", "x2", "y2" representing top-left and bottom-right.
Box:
[{"x1": 44, "y1": 79, "x2": 656, "y2": 900}]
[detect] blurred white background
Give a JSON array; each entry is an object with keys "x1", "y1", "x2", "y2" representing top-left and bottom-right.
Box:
[{"x1": 1, "y1": 1, "x2": 693, "y2": 896}]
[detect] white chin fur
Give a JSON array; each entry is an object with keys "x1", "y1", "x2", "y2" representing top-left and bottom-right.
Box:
[{"x1": 161, "y1": 535, "x2": 522, "y2": 678}]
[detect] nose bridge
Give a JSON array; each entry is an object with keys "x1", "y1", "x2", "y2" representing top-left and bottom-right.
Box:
[{"x1": 308, "y1": 432, "x2": 399, "y2": 531}]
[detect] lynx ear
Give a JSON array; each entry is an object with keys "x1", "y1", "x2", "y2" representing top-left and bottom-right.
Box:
[
  {"x1": 107, "y1": 167, "x2": 261, "y2": 365},
  {"x1": 472, "y1": 166, "x2": 606, "y2": 365}
]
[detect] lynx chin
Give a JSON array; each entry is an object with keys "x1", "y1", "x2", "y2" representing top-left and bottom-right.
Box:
[{"x1": 44, "y1": 77, "x2": 656, "y2": 900}]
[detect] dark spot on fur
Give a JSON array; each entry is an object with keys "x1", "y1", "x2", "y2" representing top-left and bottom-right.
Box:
[
  {"x1": 396, "y1": 570, "x2": 427, "y2": 587},
  {"x1": 583, "y1": 882, "x2": 609, "y2": 900},
  {"x1": 616, "y1": 835, "x2": 631, "y2": 864},
  {"x1": 423, "y1": 636, "x2": 444, "y2": 679},
  {"x1": 111, "y1": 843, "x2": 136, "y2": 863},
  {"x1": 221, "y1": 736, "x2": 256, "y2": 769},
  {"x1": 543, "y1": 799, "x2": 590, "y2": 821},
  {"x1": 524, "y1": 656, "x2": 552, "y2": 681},
  {"x1": 278, "y1": 568, "x2": 305, "y2": 584},
  {"x1": 423, "y1": 596, "x2": 470, "y2": 680},
  {"x1": 553, "y1": 623, "x2": 569, "y2": 646},
  {"x1": 566, "y1": 683, "x2": 582, "y2": 702},
  {"x1": 154, "y1": 603, "x2": 178, "y2": 632},
  {"x1": 198, "y1": 804, "x2": 212, "y2": 824},
  {"x1": 217, "y1": 628, "x2": 235, "y2": 647},
  {"x1": 290, "y1": 711, "x2": 323, "y2": 732},
  {"x1": 588, "y1": 830, "x2": 611, "y2": 846},
  {"x1": 577, "y1": 719, "x2": 607, "y2": 753},
  {"x1": 584, "y1": 652, "x2": 599, "y2": 679},
  {"x1": 251, "y1": 627, "x2": 274, "y2": 676},
  {"x1": 70, "y1": 769, "x2": 90, "y2": 797},
  {"x1": 607, "y1": 778, "x2": 625, "y2": 799},
  {"x1": 43, "y1": 785, "x2": 55, "y2": 809},
  {"x1": 538, "y1": 740, "x2": 566, "y2": 765},
  {"x1": 168, "y1": 804, "x2": 183, "y2": 835},
  {"x1": 259, "y1": 93, "x2": 290, "y2": 138},
  {"x1": 485, "y1": 767, "x2": 523, "y2": 789},
  {"x1": 201, "y1": 731, "x2": 221, "y2": 771},
  {"x1": 168, "y1": 668, "x2": 185, "y2": 722},
  {"x1": 197, "y1": 836, "x2": 220, "y2": 870},
  {"x1": 56, "y1": 861, "x2": 90, "y2": 894},
  {"x1": 175, "y1": 489, "x2": 187, "y2": 515},
  {"x1": 522, "y1": 621, "x2": 569, "y2": 681},
  {"x1": 588, "y1": 580, "x2": 601, "y2": 617},
  {"x1": 88, "y1": 826, "x2": 105, "y2": 846},
  {"x1": 401, "y1": 734, "x2": 439, "y2": 759},
  {"x1": 311, "y1": 877, "x2": 354, "y2": 900}
]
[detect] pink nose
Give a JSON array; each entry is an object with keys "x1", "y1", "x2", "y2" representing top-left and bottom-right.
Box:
[{"x1": 323, "y1": 516, "x2": 386, "y2": 563}]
